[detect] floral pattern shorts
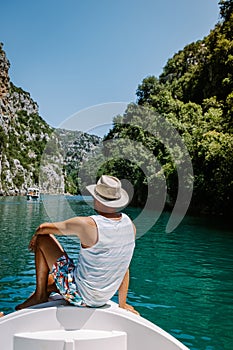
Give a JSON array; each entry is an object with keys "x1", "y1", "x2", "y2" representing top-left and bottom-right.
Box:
[{"x1": 51, "y1": 254, "x2": 84, "y2": 306}]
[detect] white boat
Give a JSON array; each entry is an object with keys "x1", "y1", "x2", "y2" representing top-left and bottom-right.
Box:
[
  {"x1": 26, "y1": 187, "x2": 40, "y2": 200},
  {"x1": 0, "y1": 295, "x2": 189, "y2": 350}
]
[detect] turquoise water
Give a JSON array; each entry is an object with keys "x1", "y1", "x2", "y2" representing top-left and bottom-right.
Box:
[{"x1": 0, "y1": 196, "x2": 232, "y2": 349}]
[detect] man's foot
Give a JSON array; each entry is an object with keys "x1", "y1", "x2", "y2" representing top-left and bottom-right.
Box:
[
  {"x1": 15, "y1": 293, "x2": 48, "y2": 310},
  {"x1": 0, "y1": 312, "x2": 4, "y2": 317}
]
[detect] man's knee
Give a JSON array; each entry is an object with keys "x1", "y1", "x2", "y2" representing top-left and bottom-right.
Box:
[
  {"x1": 36, "y1": 234, "x2": 51, "y2": 246},
  {"x1": 36, "y1": 234, "x2": 64, "y2": 254}
]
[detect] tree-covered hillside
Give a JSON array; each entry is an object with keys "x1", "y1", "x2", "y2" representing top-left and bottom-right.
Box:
[{"x1": 80, "y1": 1, "x2": 233, "y2": 216}]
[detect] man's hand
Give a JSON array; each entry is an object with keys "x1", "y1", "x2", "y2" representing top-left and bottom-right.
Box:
[
  {"x1": 119, "y1": 303, "x2": 140, "y2": 315},
  {"x1": 28, "y1": 223, "x2": 50, "y2": 252},
  {"x1": 118, "y1": 270, "x2": 139, "y2": 315}
]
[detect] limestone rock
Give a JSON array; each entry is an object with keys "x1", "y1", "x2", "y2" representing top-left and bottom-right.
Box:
[{"x1": 0, "y1": 43, "x2": 102, "y2": 196}]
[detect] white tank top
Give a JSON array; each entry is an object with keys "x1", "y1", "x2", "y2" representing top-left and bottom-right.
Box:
[{"x1": 74, "y1": 213, "x2": 135, "y2": 307}]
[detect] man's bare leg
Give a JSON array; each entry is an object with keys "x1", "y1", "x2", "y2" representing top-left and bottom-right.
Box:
[
  {"x1": 16, "y1": 235, "x2": 64, "y2": 310},
  {"x1": 47, "y1": 273, "x2": 59, "y2": 295}
]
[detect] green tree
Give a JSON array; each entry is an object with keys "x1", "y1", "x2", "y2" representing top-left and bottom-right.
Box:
[{"x1": 219, "y1": 0, "x2": 233, "y2": 21}]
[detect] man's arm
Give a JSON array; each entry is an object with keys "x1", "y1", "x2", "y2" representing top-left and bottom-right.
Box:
[
  {"x1": 35, "y1": 217, "x2": 85, "y2": 236},
  {"x1": 118, "y1": 269, "x2": 130, "y2": 308},
  {"x1": 29, "y1": 217, "x2": 97, "y2": 251},
  {"x1": 118, "y1": 269, "x2": 139, "y2": 315}
]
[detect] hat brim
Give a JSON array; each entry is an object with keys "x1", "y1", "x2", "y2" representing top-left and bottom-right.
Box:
[{"x1": 86, "y1": 184, "x2": 129, "y2": 208}]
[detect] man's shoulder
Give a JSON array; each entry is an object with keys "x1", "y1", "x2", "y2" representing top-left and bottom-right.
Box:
[{"x1": 78, "y1": 216, "x2": 97, "y2": 227}]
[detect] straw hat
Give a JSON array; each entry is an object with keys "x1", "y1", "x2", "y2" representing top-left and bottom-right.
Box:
[{"x1": 86, "y1": 175, "x2": 129, "y2": 208}]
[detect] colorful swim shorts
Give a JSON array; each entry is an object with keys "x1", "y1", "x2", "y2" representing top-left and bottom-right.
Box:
[{"x1": 51, "y1": 254, "x2": 84, "y2": 306}]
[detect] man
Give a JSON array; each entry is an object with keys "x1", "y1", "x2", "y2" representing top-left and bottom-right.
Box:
[{"x1": 16, "y1": 175, "x2": 138, "y2": 315}]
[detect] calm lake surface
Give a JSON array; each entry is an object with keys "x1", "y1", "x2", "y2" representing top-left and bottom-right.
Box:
[{"x1": 0, "y1": 196, "x2": 232, "y2": 350}]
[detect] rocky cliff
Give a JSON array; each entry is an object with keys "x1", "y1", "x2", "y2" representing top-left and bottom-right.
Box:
[{"x1": 0, "y1": 43, "x2": 101, "y2": 195}]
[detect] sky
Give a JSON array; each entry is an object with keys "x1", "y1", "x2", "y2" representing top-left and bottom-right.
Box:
[{"x1": 1, "y1": 0, "x2": 220, "y2": 134}]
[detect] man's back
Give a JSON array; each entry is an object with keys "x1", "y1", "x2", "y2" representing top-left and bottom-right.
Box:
[{"x1": 74, "y1": 213, "x2": 135, "y2": 307}]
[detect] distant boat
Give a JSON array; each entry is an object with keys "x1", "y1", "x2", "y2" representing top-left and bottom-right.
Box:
[
  {"x1": 26, "y1": 187, "x2": 40, "y2": 201},
  {"x1": 0, "y1": 296, "x2": 189, "y2": 350}
]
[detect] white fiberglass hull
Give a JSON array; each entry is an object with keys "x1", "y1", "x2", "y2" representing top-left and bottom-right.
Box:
[{"x1": 0, "y1": 298, "x2": 189, "y2": 350}]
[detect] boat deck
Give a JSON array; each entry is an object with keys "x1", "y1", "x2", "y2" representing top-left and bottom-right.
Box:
[{"x1": 0, "y1": 297, "x2": 189, "y2": 350}]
